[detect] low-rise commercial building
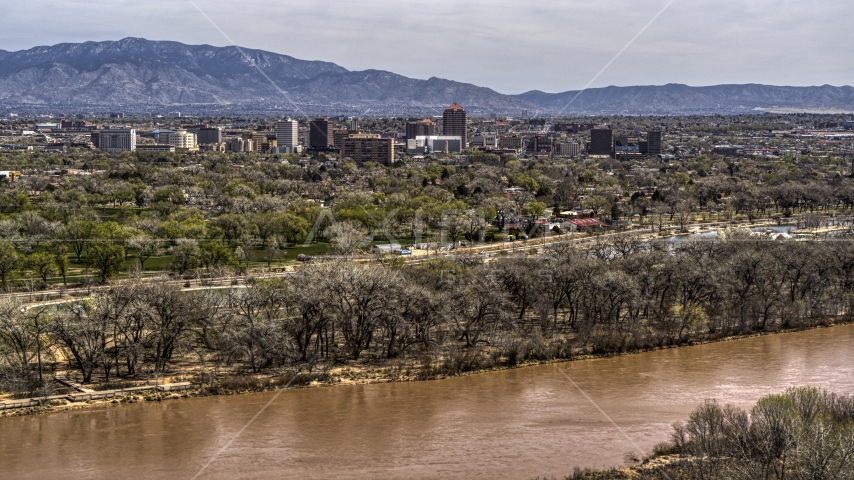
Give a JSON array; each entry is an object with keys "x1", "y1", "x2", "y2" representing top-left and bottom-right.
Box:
[
  {"x1": 0, "y1": 144, "x2": 33, "y2": 151},
  {"x1": 527, "y1": 135, "x2": 553, "y2": 154},
  {"x1": 553, "y1": 142, "x2": 581, "y2": 157},
  {"x1": 156, "y1": 129, "x2": 198, "y2": 151},
  {"x1": 201, "y1": 143, "x2": 226, "y2": 152},
  {"x1": 43, "y1": 144, "x2": 68, "y2": 153},
  {"x1": 410, "y1": 135, "x2": 464, "y2": 154},
  {"x1": 470, "y1": 133, "x2": 498, "y2": 148},
  {"x1": 137, "y1": 145, "x2": 176, "y2": 153},
  {"x1": 228, "y1": 137, "x2": 255, "y2": 153},
  {"x1": 241, "y1": 132, "x2": 276, "y2": 153},
  {"x1": 713, "y1": 145, "x2": 741, "y2": 156},
  {"x1": 498, "y1": 135, "x2": 523, "y2": 150}
]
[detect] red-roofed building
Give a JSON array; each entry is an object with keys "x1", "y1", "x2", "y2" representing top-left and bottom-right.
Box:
[
  {"x1": 443, "y1": 103, "x2": 467, "y2": 147},
  {"x1": 568, "y1": 218, "x2": 607, "y2": 231}
]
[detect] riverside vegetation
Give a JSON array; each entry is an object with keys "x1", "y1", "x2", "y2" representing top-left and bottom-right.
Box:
[
  {"x1": 573, "y1": 387, "x2": 854, "y2": 480},
  {"x1": 1, "y1": 113, "x2": 853, "y2": 411},
  {"x1": 1, "y1": 234, "x2": 853, "y2": 405}
]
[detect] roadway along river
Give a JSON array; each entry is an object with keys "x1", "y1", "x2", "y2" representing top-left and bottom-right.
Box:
[{"x1": 2, "y1": 325, "x2": 854, "y2": 479}]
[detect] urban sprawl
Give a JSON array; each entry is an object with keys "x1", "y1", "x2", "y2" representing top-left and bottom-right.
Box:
[{"x1": 0, "y1": 105, "x2": 852, "y2": 265}]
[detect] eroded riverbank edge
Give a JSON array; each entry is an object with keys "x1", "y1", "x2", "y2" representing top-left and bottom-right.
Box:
[{"x1": 3, "y1": 319, "x2": 852, "y2": 422}]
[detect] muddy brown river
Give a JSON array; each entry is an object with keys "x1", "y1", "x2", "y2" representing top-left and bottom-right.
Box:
[{"x1": 2, "y1": 325, "x2": 853, "y2": 479}]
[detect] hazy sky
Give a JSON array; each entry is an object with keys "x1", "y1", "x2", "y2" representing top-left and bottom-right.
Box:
[{"x1": 1, "y1": 0, "x2": 852, "y2": 94}]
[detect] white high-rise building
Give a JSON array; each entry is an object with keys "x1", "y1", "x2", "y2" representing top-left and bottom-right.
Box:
[
  {"x1": 275, "y1": 118, "x2": 298, "y2": 152},
  {"x1": 98, "y1": 129, "x2": 136, "y2": 152}
]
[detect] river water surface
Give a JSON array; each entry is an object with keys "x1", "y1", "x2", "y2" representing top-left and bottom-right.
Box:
[{"x1": 2, "y1": 325, "x2": 853, "y2": 479}]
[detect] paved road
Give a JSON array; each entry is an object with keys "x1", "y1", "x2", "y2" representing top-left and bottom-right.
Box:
[{"x1": 5, "y1": 219, "x2": 783, "y2": 305}]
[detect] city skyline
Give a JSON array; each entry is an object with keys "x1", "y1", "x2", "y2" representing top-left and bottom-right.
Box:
[{"x1": 1, "y1": 1, "x2": 852, "y2": 95}]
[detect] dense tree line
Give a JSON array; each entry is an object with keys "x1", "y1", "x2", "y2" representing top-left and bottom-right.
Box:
[{"x1": 2, "y1": 235, "x2": 853, "y2": 397}]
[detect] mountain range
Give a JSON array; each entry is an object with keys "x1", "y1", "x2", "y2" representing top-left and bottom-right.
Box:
[
  {"x1": 516, "y1": 84, "x2": 854, "y2": 115},
  {"x1": 1, "y1": 38, "x2": 853, "y2": 116}
]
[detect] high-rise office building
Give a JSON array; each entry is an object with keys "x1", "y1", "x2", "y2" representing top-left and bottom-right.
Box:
[
  {"x1": 97, "y1": 129, "x2": 136, "y2": 152},
  {"x1": 406, "y1": 118, "x2": 437, "y2": 140},
  {"x1": 442, "y1": 103, "x2": 467, "y2": 147},
  {"x1": 590, "y1": 126, "x2": 613, "y2": 157},
  {"x1": 343, "y1": 134, "x2": 395, "y2": 165},
  {"x1": 646, "y1": 130, "x2": 662, "y2": 156},
  {"x1": 197, "y1": 127, "x2": 222, "y2": 145},
  {"x1": 309, "y1": 118, "x2": 333, "y2": 148},
  {"x1": 275, "y1": 118, "x2": 299, "y2": 150},
  {"x1": 350, "y1": 118, "x2": 359, "y2": 131}
]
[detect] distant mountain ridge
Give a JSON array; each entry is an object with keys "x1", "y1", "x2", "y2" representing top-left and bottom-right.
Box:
[
  {"x1": 0, "y1": 38, "x2": 852, "y2": 115},
  {"x1": 0, "y1": 38, "x2": 531, "y2": 114},
  {"x1": 514, "y1": 84, "x2": 854, "y2": 115}
]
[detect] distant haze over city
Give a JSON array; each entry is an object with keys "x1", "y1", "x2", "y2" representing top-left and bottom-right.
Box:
[{"x1": 1, "y1": 38, "x2": 853, "y2": 116}]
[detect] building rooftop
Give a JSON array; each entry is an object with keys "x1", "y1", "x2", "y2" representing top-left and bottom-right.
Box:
[
  {"x1": 569, "y1": 218, "x2": 607, "y2": 228},
  {"x1": 445, "y1": 103, "x2": 465, "y2": 111}
]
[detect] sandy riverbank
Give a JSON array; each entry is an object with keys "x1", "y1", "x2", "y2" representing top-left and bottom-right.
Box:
[{"x1": 3, "y1": 319, "x2": 850, "y2": 420}]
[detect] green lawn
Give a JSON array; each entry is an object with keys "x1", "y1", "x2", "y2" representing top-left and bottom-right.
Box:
[{"x1": 14, "y1": 233, "x2": 439, "y2": 287}]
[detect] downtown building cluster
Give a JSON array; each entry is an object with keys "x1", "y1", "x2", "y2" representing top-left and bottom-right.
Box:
[
  {"x1": 7, "y1": 103, "x2": 667, "y2": 164},
  {"x1": 8, "y1": 107, "x2": 854, "y2": 168}
]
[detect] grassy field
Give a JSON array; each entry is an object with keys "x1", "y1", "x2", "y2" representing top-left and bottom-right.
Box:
[{"x1": 15, "y1": 231, "x2": 435, "y2": 287}]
